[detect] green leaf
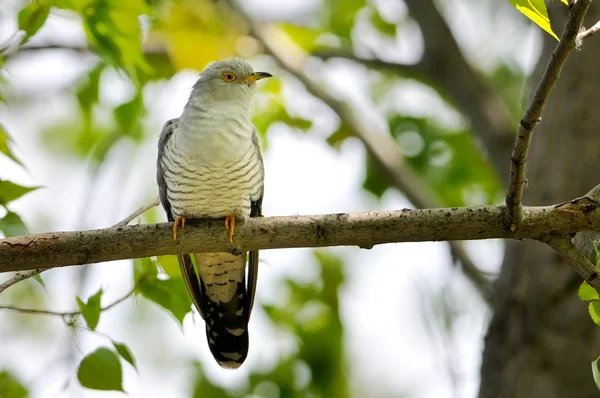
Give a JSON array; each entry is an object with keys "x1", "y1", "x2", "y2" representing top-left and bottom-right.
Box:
[
  {"x1": 18, "y1": 1, "x2": 50, "y2": 45},
  {"x1": 0, "y1": 127, "x2": 24, "y2": 167},
  {"x1": 330, "y1": 0, "x2": 366, "y2": 39},
  {"x1": 157, "y1": 255, "x2": 181, "y2": 277},
  {"x1": 0, "y1": 180, "x2": 39, "y2": 206},
  {"x1": 77, "y1": 348, "x2": 124, "y2": 392},
  {"x1": 593, "y1": 357, "x2": 600, "y2": 392},
  {"x1": 0, "y1": 211, "x2": 27, "y2": 237},
  {"x1": 137, "y1": 275, "x2": 192, "y2": 325},
  {"x1": 112, "y1": 341, "x2": 137, "y2": 371},
  {"x1": 0, "y1": 370, "x2": 28, "y2": 398},
  {"x1": 113, "y1": 93, "x2": 145, "y2": 141},
  {"x1": 579, "y1": 282, "x2": 599, "y2": 301},
  {"x1": 278, "y1": 23, "x2": 323, "y2": 51},
  {"x1": 133, "y1": 257, "x2": 157, "y2": 282},
  {"x1": 508, "y1": 0, "x2": 559, "y2": 40},
  {"x1": 589, "y1": 302, "x2": 600, "y2": 326},
  {"x1": 32, "y1": 273, "x2": 46, "y2": 291},
  {"x1": 81, "y1": 0, "x2": 152, "y2": 85},
  {"x1": 76, "y1": 289, "x2": 103, "y2": 330},
  {"x1": 369, "y1": 7, "x2": 396, "y2": 37}
]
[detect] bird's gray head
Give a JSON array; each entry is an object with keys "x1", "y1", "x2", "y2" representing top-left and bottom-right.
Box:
[{"x1": 189, "y1": 58, "x2": 272, "y2": 106}]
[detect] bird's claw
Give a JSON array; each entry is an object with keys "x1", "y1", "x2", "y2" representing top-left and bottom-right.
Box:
[
  {"x1": 173, "y1": 216, "x2": 186, "y2": 240},
  {"x1": 224, "y1": 215, "x2": 235, "y2": 243}
]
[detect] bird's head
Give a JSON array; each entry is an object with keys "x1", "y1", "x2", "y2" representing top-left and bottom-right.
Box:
[{"x1": 190, "y1": 58, "x2": 272, "y2": 105}]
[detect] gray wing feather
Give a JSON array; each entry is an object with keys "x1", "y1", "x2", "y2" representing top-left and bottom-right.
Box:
[
  {"x1": 156, "y1": 118, "x2": 207, "y2": 319},
  {"x1": 246, "y1": 127, "x2": 264, "y2": 318}
]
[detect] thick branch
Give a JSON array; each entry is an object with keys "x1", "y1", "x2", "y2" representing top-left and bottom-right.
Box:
[
  {"x1": 2, "y1": 203, "x2": 600, "y2": 273},
  {"x1": 0, "y1": 198, "x2": 159, "y2": 294},
  {"x1": 504, "y1": 0, "x2": 591, "y2": 228}
]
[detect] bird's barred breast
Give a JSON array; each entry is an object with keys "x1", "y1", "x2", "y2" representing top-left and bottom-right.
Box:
[{"x1": 160, "y1": 138, "x2": 263, "y2": 220}]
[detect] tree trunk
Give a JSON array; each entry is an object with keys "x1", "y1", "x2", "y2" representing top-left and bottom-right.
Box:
[{"x1": 479, "y1": 4, "x2": 600, "y2": 398}]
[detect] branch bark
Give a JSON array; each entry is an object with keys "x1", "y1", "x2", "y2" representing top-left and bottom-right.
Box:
[
  {"x1": 2, "y1": 201, "x2": 600, "y2": 275},
  {"x1": 504, "y1": 0, "x2": 591, "y2": 228}
]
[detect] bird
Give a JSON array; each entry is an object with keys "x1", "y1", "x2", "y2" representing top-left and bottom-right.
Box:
[{"x1": 156, "y1": 58, "x2": 271, "y2": 369}]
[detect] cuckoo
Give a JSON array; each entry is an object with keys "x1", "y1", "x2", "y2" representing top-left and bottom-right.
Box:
[{"x1": 156, "y1": 58, "x2": 271, "y2": 369}]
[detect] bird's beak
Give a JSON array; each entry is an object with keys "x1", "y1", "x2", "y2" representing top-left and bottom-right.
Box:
[{"x1": 243, "y1": 72, "x2": 273, "y2": 82}]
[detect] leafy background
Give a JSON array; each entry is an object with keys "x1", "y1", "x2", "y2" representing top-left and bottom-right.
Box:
[{"x1": 0, "y1": 0, "x2": 560, "y2": 397}]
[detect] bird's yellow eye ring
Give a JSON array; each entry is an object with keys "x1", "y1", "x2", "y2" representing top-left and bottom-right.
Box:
[{"x1": 222, "y1": 72, "x2": 236, "y2": 82}]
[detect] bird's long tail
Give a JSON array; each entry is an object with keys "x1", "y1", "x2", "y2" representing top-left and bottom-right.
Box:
[{"x1": 194, "y1": 252, "x2": 250, "y2": 369}]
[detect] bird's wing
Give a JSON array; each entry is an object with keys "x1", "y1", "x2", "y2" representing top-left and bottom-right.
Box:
[
  {"x1": 156, "y1": 118, "x2": 207, "y2": 319},
  {"x1": 246, "y1": 126, "x2": 264, "y2": 319}
]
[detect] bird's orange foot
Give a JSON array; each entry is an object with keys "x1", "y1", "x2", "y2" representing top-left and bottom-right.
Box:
[
  {"x1": 173, "y1": 216, "x2": 186, "y2": 240},
  {"x1": 224, "y1": 215, "x2": 236, "y2": 243}
]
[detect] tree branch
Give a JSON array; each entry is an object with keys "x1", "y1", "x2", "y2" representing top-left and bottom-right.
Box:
[
  {"x1": 113, "y1": 196, "x2": 160, "y2": 227},
  {"x1": 577, "y1": 20, "x2": 600, "y2": 44},
  {"x1": 0, "y1": 269, "x2": 43, "y2": 294},
  {"x1": 504, "y1": 0, "x2": 591, "y2": 229},
  {"x1": 0, "y1": 199, "x2": 159, "y2": 294},
  {"x1": 2, "y1": 201, "x2": 600, "y2": 275}
]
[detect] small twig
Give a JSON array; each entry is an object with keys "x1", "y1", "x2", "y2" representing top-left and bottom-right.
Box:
[
  {"x1": 0, "y1": 269, "x2": 43, "y2": 294},
  {"x1": 504, "y1": 0, "x2": 591, "y2": 229},
  {"x1": 0, "y1": 199, "x2": 159, "y2": 294},
  {"x1": 577, "y1": 20, "x2": 600, "y2": 46},
  {"x1": 546, "y1": 237, "x2": 600, "y2": 293},
  {"x1": 113, "y1": 196, "x2": 160, "y2": 227},
  {"x1": 0, "y1": 276, "x2": 147, "y2": 317}
]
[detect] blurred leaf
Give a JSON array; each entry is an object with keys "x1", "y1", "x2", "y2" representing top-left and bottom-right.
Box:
[
  {"x1": 579, "y1": 282, "x2": 599, "y2": 301},
  {"x1": 137, "y1": 275, "x2": 192, "y2": 324},
  {"x1": 385, "y1": 116, "x2": 501, "y2": 206},
  {"x1": 133, "y1": 257, "x2": 158, "y2": 282},
  {"x1": 488, "y1": 63, "x2": 526, "y2": 123},
  {"x1": 508, "y1": 0, "x2": 559, "y2": 40},
  {"x1": 0, "y1": 211, "x2": 27, "y2": 237},
  {"x1": 162, "y1": 0, "x2": 239, "y2": 71},
  {"x1": 18, "y1": 1, "x2": 50, "y2": 45},
  {"x1": 114, "y1": 93, "x2": 145, "y2": 141},
  {"x1": 254, "y1": 99, "x2": 313, "y2": 137},
  {"x1": 32, "y1": 274, "x2": 46, "y2": 291},
  {"x1": 0, "y1": 126, "x2": 24, "y2": 167},
  {"x1": 593, "y1": 357, "x2": 600, "y2": 391},
  {"x1": 0, "y1": 370, "x2": 28, "y2": 398},
  {"x1": 368, "y1": 7, "x2": 396, "y2": 37},
  {"x1": 0, "y1": 180, "x2": 39, "y2": 206},
  {"x1": 589, "y1": 302, "x2": 600, "y2": 326},
  {"x1": 76, "y1": 63, "x2": 105, "y2": 129},
  {"x1": 76, "y1": 288, "x2": 103, "y2": 330},
  {"x1": 191, "y1": 361, "x2": 231, "y2": 397},
  {"x1": 325, "y1": 124, "x2": 353, "y2": 150},
  {"x1": 112, "y1": 341, "x2": 137, "y2": 371},
  {"x1": 82, "y1": 0, "x2": 151, "y2": 84},
  {"x1": 329, "y1": 0, "x2": 366, "y2": 38},
  {"x1": 77, "y1": 348, "x2": 124, "y2": 392},
  {"x1": 362, "y1": 153, "x2": 390, "y2": 198},
  {"x1": 157, "y1": 255, "x2": 180, "y2": 277},
  {"x1": 278, "y1": 24, "x2": 323, "y2": 51}
]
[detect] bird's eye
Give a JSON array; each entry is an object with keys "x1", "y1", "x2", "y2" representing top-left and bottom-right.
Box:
[{"x1": 222, "y1": 72, "x2": 236, "y2": 82}]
